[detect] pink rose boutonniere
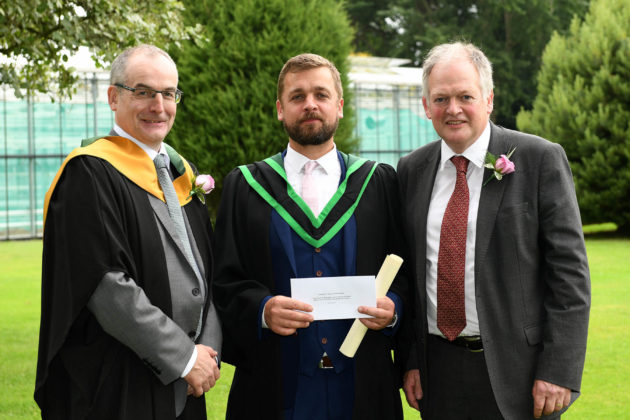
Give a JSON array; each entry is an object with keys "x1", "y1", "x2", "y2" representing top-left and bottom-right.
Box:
[
  {"x1": 483, "y1": 147, "x2": 516, "y2": 186},
  {"x1": 189, "y1": 174, "x2": 215, "y2": 204}
]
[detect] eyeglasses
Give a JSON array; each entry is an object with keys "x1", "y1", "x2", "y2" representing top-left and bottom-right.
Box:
[{"x1": 114, "y1": 83, "x2": 183, "y2": 104}]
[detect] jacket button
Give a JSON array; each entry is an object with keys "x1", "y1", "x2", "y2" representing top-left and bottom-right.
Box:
[
  {"x1": 314, "y1": 247, "x2": 321, "y2": 253},
  {"x1": 321, "y1": 337, "x2": 328, "y2": 344},
  {"x1": 192, "y1": 288, "x2": 200, "y2": 296},
  {"x1": 316, "y1": 270, "x2": 323, "y2": 277},
  {"x1": 188, "y1": 331, "x2": 196, "y2": 338}
]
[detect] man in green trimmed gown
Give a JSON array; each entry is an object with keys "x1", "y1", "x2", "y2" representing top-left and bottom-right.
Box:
[{"x1": 213, "y1": 53, "x2": 408, "y2": 420}]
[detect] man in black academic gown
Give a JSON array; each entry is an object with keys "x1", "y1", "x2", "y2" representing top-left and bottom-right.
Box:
[
  {"x1": 213, "y1": 53, "x2": 408, "y2": 420},
  {"x1": 35, "y1": 44, "x2": 222, "y2": 420}
]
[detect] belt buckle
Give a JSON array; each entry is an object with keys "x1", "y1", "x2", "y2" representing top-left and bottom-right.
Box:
[
  {"x1": 462, "y1": 336, "x2": 483, "y2": 353},
  {"x1": 318, "y1": 355, "x2": 334, "y2": 369}
]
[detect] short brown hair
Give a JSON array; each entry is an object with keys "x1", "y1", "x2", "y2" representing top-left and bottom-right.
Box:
[{"x1": 277, "y1": 53, "x2": 343, "y2": 100}]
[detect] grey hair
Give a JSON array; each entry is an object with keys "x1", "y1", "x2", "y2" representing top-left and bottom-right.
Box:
[
  {"x1": 110, "y1": 44, "x2": 176, "y2": 85},
  {"x1": 422, "y1": 42, "x2": 493, "y2": 99}
]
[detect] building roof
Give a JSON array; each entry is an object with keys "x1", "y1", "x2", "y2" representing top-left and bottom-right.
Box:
[{"x1": 348, "y1": 55, "x2": 423, "y2": 88}]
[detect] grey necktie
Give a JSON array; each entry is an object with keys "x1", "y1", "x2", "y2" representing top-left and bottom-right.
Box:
[{"x1": 153, "y1": 154, "x2": 204, "y2": 289}]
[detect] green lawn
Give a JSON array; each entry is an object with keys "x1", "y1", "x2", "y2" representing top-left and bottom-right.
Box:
[{"x1": 1, "y1": 238, "x2": 629, "y2": 419}]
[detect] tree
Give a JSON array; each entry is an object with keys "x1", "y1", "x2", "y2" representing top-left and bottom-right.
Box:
[
  {"x1": 345, "y1": 0, "x2": 399, "y2": 57},
  {"x1": 345, "y1": 0, "x2": 590, "y2": 129},
  {"x1": 0, "y1": 0, "x2": 203, "y2": 98},
  {"x1": 517, "y1": 0, "x2": 630, "y2": 233},
  {"x1": 168, "y1": 0, "x2": 357, "y2": 217}
]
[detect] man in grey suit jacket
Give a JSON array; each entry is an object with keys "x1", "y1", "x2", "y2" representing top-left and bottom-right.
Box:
[
  {"x1": 35, "y1": 44, "x2": 221, "y2": 419},
  {"x1": 398, "y1": 42, "x2": 590, "y2": 420}
]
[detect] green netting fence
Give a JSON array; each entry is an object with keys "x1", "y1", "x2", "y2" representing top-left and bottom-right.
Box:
[{"x1": 0, "y1": 79, "x2": 436, "y2": 239}]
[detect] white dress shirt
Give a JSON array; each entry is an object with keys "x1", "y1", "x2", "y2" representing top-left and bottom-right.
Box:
[
  {"x1": 285, "y1": 143, "x2": 342, "y2": 217},
  {"x1": 111, "y1": 124, "x2": 197, "y2": 377},
  {"x1": 113, "y1": 124, "x2": 171, "y2": 166},
  {"x1": 426, "y1": 122, "x2": 491, "y2": 337}
]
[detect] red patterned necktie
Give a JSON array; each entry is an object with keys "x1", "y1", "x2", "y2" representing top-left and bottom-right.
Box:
[{"x1": 437, "y1": 156, "x2": 470, "y2": 341}]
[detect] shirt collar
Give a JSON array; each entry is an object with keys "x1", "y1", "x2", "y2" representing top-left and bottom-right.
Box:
[
  {"x1": 285, "y1": 143, "x2": 339, "y2": 176},
  {"x1": 113, "y1": 124, "x2": 169, "y2": 165},
  {"x1": 439, "y1": 121, "x2": 491, "y2": 170}
]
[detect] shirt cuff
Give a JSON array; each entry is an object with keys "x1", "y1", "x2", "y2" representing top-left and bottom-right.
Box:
[
  {"x1": 383, "y1": 291, "x2": 402, "y2": 336},
  {"x1": 181, "y1": 346, "x2": 197, "y2": 378},
  {"x1": 259, "y1": 295, "x2": 273, "y2": 330}
]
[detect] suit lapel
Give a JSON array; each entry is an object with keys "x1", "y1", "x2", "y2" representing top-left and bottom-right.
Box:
[
  {"x1": 148, "y1": 194, "x2": 192, "y2": 265},
  {"x1": 475, "y1": 123, "x2": 509, "y2": 271},
  {"x1": 186, "y1": 212, "x2": 207, "y2": 280},
  {"x1": 415, "y1": 143, "x2": 441, "y2": 285}
]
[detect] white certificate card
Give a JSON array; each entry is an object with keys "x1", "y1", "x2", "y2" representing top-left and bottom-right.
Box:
[{"x1": 290, "y1": 275, "x2": 376, "y2": 320}]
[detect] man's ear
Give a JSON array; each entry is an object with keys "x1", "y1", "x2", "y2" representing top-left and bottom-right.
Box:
[
  {"x1": 422, "y1": 97, "x2": 432, "y2": 119},
  {"x1": 486, "y1": 90, "x2": 494, "y2": 115},
  {"x1": 276, "y1": 99, "x2": 283, "y2": 121},
  {"x1": 107, "y1": 86, "x2": 118, "y2": 111}
]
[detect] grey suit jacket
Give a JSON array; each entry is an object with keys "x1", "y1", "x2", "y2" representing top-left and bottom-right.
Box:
[
  {"x1": 397, "y1": 122, "x2": 590, "y2": 420},
  {"x1": 150, "y1": 193, "x2": 222, "y2": 415}
]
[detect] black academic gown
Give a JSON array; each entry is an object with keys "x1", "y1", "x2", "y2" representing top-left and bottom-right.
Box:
[
  {"x1": 35, "y1": 153, "x2": 213, "y2": 420},
  {"x1": 213, "y1": 154, "x2": 408, "y2": 420}
]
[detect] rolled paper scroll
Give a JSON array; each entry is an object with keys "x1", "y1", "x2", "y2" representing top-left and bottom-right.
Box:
[{"x1": 339, "y1": 254, "x2": 403, "y2": 357}]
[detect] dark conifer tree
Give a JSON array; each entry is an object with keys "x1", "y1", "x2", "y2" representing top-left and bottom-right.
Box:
[
  {"x1": 518, "y1": 0, "x2": 630, "y2": 233},
  {"x1": 169, "y1": 0, "x2": 356, "y2": 217}
]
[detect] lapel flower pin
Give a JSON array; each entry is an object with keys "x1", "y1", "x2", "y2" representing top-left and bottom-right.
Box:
[
  {"x1": 189, "y1": 174, "x2": 215, "y2": 204},
  {"x1": 483, "y1": 147, "x2": 516, "y2": 186}
]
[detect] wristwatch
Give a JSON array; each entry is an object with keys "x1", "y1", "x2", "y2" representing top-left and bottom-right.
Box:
[{"x1": 387, "y1": 311, "x2": 398, "y2": 328}]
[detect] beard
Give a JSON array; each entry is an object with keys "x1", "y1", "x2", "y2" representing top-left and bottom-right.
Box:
[{"x1": 282, "y1": 113, "x2": 339, "y2": 146}]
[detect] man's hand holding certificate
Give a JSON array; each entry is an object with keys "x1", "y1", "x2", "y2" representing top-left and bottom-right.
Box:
[
  {"x1": 341, "y1": 254, "x2": 404, "y2": 357},
  {"x1": 268, "y1": 255, "x2": 402, "y2": 346},
  {"x1": 263, "y1": 295, "x2": 314, "y2": 336}
]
